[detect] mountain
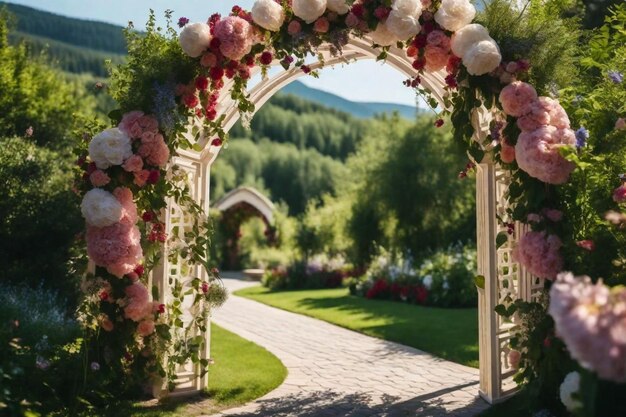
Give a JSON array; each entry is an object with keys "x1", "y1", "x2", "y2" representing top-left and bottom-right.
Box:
[
  {"x1": 282, "y1": 80, "x2": 420, "y2": 119},
  {"x1": 1, "y1": 1, "x2": 419, "y2": 118}
]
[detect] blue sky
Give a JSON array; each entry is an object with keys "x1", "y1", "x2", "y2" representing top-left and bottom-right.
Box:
[{"x1": 6, "y1": 0, "x2": 420, "y2": 106}]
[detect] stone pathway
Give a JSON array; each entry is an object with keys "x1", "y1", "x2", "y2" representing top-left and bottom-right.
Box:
[{"x1": 210, "y1": 278, "x2": 489, "y2": 417}]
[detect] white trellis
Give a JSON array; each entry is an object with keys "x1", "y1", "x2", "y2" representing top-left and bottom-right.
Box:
[{"x1": 154, "y1": 35, "x2": 541, "y2": 403}]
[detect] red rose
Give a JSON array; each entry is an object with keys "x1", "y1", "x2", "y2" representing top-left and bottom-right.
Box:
[
  {"x1": 183, "y1": 94, "x2": 199, "y2": 108},
  {"x1": 147, "y1": 170, "x2": 160, "y2": 184},
  {"x1": 260, "y1": 51, "x2": 273, "y2": 66},
  {"x1": 195, "y1": 76, "x2": 209, "y2": 91}
]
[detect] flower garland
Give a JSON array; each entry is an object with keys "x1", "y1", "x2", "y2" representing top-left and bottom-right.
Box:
[{"x1": 74, "y1": 0, "x2": 625, "y2": 409}]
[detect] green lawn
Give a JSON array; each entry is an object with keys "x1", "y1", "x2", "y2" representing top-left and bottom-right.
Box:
[
  {"x1": 121, "y1": 323, "x2": 287, "y2": 416},
  {"x1": 236, "y1": 286, "x2": 479, "y2": 368}
]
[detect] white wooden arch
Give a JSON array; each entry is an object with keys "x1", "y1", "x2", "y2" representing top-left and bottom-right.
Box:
[
  {"x1": 157, "y1": 34, "x2": 541, "y2": 404},
  {"x1": 213, "y1": 186, "x2": 276, "y2": 224}
]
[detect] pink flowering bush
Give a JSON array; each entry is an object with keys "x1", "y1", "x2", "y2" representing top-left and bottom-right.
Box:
[{"x1": 513, "y1": 231, "x2": 563, "y2": 279}]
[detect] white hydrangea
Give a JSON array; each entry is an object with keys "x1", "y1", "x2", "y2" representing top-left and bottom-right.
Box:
[
  {"x1": 434, "y1": 0, "x2": 476, "y2": 32},
  {"x1": 81, "y1": 189, "x2": 123, "y2": 228},
  {"x1": 370, "y1": 22, "x2": 398, "y2": 46},
  {"x1": 450, "y1": 24, "x2": 491, "y2": 58},
  {"x1": 327, "y1": 0, "x2": 350, "y2": 15},
  {"x1": 252, "y1": 0, "x2": 285, "y2": 32},
  {"x1": 462, "y1": 39, "x2": 502, "y2": 75},
  {"x1": 179, "y1": 22, "x2": 212, "y2": 58},
  {"x1": 386, "y1": 11, "x2": 421, "y2": 40},
  {"x1": 88, "y1": 128, "x2": 132, "y2": 169},
  {"x1": 559, "y1": 372, "x2": 582, "y2": 412},
  {"x1": 292, "y1": 0, "x2": 327, "y2": 23}
]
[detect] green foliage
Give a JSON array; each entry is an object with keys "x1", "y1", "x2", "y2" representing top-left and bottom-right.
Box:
[
  {"x1": 1, "y1": 2, "x2": 127, "y2": 54},
  {"x1": 0, "y1": 136, "x2": 83, "y2": 301},
  {"x1": 0, "y1": 10, "x2": 92, "y2": 150}
]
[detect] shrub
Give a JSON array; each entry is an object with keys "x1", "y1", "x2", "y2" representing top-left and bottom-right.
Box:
[{"x1": 262, "y1": 256, "x2": 358, "y2": 290}]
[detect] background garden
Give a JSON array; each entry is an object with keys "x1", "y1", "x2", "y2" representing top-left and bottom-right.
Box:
[{"x1": 0, "y1": 0, "x2": 624, "y2": 416}]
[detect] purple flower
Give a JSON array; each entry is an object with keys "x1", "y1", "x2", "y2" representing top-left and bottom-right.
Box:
[
  {"x1": 575, "y1": 127, "x2": 589, "y2": 148},
  {"x1": 91, "y1": 361, "x2": 100, "y2": 371},
  {"x1": 608, "y1": 70, "x2": 623, "y2": 84},
  {"x1": 177, "y1": 17, "x2": 190, "y2": 28}
]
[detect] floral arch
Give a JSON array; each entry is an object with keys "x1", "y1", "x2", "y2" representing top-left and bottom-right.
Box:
[{"x1": 73, "y1": 0, "x2": 625, "y2": 412}]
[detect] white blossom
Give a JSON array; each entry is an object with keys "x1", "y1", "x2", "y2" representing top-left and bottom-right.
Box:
[
  {"x1": 179, "y1": 22, "x2": 212, "y2": 58},
  {"x1": 252, "y1": 0, "x2": 285, "y2": 32},
  {"x1": 81, "y1": 189, "x2": 123, "y2": 228}
]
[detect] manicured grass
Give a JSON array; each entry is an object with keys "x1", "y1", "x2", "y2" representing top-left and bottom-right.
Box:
[
  {"x1": 122, "y1": 323, "x2": 287, "y2": 416},
  {"x1": 235, "y1": 286, "x2": 479, "y2": 368}
]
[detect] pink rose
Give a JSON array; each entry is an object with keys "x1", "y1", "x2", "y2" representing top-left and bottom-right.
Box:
[
  {"x1": 122, "y1": 155, "x2": 144, "y2": 173},
  {"x1": 100, "y1": 316, "x2": 114, "y2": 332},
  {"x1": 499, "y1": 81, "x2": 538, "y2": 117},
  {"x1": 313, "y1": 17, "x2": 330, "y2": 33},
  {"x1": 616, "y1": 118, "x2": 626, "y2": 131},
  {"x1": 426, "y1": 30, "x2": 450, "y2": 50},
  {"x1": 287, "y1": 20, "x2": 302, "y2": 35},
  {"x1": 200, "y1": 52, "x2": 218, "y2": 68},
  {"x1": 500, "y1": 141, "x2": 516, "y2": 163},
  {"x1": 119, "y1": 111, "x2": 144, "y2": 138},
  {"x1": 345, "y1": 13, "x2": 359, "y2": 28},
  {"x1": 86, "y1": 222, "x2": 142, "y2": 274},
  {"x1": 424, "y1": 45, "x2": 449, "y2": 72},
  {"x1": 89, "y1": 170, "x2": 111, "y2": 187},
  {"x1": 124, "y1": 282, "x2": 151, "y2": 322},
  {"x1": 138, "y1": 115, "x2": 159, "y2": 133},
  {"x1": 576, "y1": 240, "x2": 595, "y2": 251},
  {"x1": 137, "y1": 319, "x2": 155, "y2": 337},
  {"x1": 517, "y1": 97, "x2": 570, "y2": 131},
  {"x1": 613, "y1": 184, "x2": 626, "y2": 203},
  {"x1": 134, "y1": 170, "x2": 150, "y2": 187},
  {"x1": 508, "y1": 350, "x2": 521, "y2": 369}
]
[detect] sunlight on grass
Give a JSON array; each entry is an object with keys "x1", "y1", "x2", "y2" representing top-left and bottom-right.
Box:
[
  {"x1": 235, "y1": 286, "x2": 479, "y2": 368},
  {"x1": 121, "y1": 323, "x2": 286, "y2": 417}
]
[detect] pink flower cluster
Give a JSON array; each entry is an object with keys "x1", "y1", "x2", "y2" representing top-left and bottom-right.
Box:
[
  {"x1": 512, "y1": 230, "x2": 563, "y2": 280},
  {"x1": 123, "y1": 282, "x2": 156, "y2": 336},
  {"x1": 499, "y1": 82, "x2": 576, "y2": 184},
  {"x1": 86, "y1": 187, "x2": 143, "y2": 277},
  {"x1": 214, "y1": 16, "x2": 253, "y2": 61},
  {"x1": 549, "y1": 272, "x2": 626, "y2": 383},
  {"x1": 408, "y1": 21, "x2": 455, "y2": 74}
]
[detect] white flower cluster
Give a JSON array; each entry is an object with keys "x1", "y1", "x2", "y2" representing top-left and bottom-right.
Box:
[
  {"x1": 292, "y1": 0, "x2": 327, "y2": 23},
  {"x1": 559, "y1": 371, "x2": 582, "y2": 412},
  {"x1": 252, "y1": 0, "x2": 285, "y2": 32},
  {"x1": 434, "y1": 0, "x2": 475, "y2": 32},
  {"x1": 386, "y1": 0, "x2": 423, "y2": 41},
  {"x1": 81, "y1": 188, "x2": 122, "y2": 227},
  {"x1": 451, "y1": 23, "x2": 501, "y2": 75},
  {"x1": 88, "y1": 128, "x2": 132, "y2": 169},
  {"x1": 179, "y1": 22, "x2": 212, "y2": 58}
]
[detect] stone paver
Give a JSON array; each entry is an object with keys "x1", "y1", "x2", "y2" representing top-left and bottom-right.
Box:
[{"x1": 209, "y1": 279, "x2": 489, "y2": 417}]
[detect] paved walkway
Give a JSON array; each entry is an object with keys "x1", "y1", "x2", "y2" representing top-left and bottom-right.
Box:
[{"x1": 210, "y1": 278, "x2": 489, "y2": 417}]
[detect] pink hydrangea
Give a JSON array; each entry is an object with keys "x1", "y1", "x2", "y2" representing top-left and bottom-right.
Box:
[
  {"x1": 138, "y1": 132, "x2": 170, "y2": 167},
  {"x1": 499, "y1": 81, "x2": 538, "y2": 117},
  {"x1": 424, "y1": 45, "x2": 449, "y2": 72},
  {"x1": 513, "y1": 230, "x2": 563, "y2": 279},
  {"x1": 137, "y1": 319, "x2": 155, "y2": 336},
  {"x1": 122, "y1": 154, "x2": 144, "y2": 173},
  {"x1": 549, "y1": 272, "x2": 626, "y2": 382},
  {"x1": 517, "y1": 97, "x2": 570, "y2": 131},
  {"x1": 214, "y1": 16, "x2": 253, "y2": 61},
  {"x1": 86, "y1": 222, "x2": 142, "y2": 275},
  {"x1": 124, "y1": 282, "x2": 152, "y2": 322},
  {"x1": 90, "y1": 170, "x2": 111, "y2": 187},
  {"x1": 515, "y1": 126, "x2": 576, "y2": 184}
]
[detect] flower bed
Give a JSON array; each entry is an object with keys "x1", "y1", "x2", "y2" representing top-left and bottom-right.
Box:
[
  {"x1": 262, "y1": 256, "x2": 361, "y2": 290},
  {"x1": 349, "y1": 244, "x2": 477, "y2": 308}
]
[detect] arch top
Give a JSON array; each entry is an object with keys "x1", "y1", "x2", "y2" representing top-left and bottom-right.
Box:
[{"x1": 213, "y1": 186, "x2": 276, "y2": 224}]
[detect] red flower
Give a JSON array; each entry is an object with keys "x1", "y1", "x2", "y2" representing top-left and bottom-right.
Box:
[
  {"x1": 576, "y1": 240, "x2": 595, "y2": 251},
  {"x1": 406, "y1": 45, "x2": 418, "y2": 58},
  {"x1": 412, "y1": 57, "x2": 426, "y2": 71},
  {"x1": 142, "y1": 211, "x2": 154, "y2": 222},
  {"x1": 99, "y1": 291, "x2": 109, "y2": 301},
  {"x1": 260, "y1": 51, "x2": 273, "y2": 66},
  {"x1": 211, "y1": 138, "x2": 223, "y2": 147},
  {"x1": 351, "y1": 3, "x2": 364, "y2": 18},
  {"x1": 147, "y1": 170, "x2": 160, "y2": 184},
  {"x1": 374, "y1": 6, "x2": 391, "y2": 20},
  {"x1": 209, "y1": 37, "x2": 221, "y2": 51},
  {"x1": 183, "y1": 94, "x2": 199, "y2": 108},
  {"x1": 210, "y1": 66, "x2": 224, "y2": 81},
  {"x1": 421, "y1": 21, "x2": 435, "y2": 34},
  {"x1": 206, "y1": 107, "x2": 217, "y2": 121},
  {"x1": 415, "y1": 286, "x2": 428, "y2": 304},
  {"x1": 134, "y1": 264, "x2": 145, "y2": 276},
  {"x1": 208, "y1": 13, "x2": 221, "y2": 34},
  {"x1": 201, "y1": 282, "x2": 209, "y2": 294},
  {"x1": 158, "y1": 304, "x2": 165, "y2": 314},
  {"x1": 434, "y1": 119, "x2": 445, "y2": 128},
  {"x1": 445, "y1": 74, "x2": 458, "y2": 88},
  {"x1": 87, "y1": 162, "x2": 97, "y2": 175},
  {"x1": 301, "y1": 65, "x2": 312, "y2": 74},
  {"x1": 413, "y1": 34, "x2": 427, "y2": 49},
  {"x1": 195, "y1": 76, "x2": 209, "y2": 91}
]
